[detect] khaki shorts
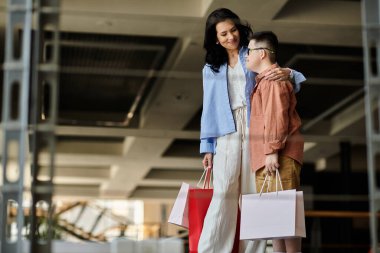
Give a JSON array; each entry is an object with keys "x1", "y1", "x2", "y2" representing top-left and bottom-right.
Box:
[{"x1": 255, "y1": 155, "x2": 301, "y2": 193}]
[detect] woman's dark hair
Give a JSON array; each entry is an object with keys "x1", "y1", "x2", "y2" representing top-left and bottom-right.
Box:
[{"x1": 203, "y1": 8, "x2": 252, "y2": 72}]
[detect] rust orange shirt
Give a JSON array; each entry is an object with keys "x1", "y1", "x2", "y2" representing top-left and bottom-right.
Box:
[{"x1": 250, "y1": 64, "x2": 304, "y2": 172}]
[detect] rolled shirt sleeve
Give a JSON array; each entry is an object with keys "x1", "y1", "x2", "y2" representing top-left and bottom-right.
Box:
[
  {"x1": 200, "y1": 137, "x2": 216, "y2": 154},
  {"x1": 291, "y1": 70, "x2": 307, "y2": 93}
]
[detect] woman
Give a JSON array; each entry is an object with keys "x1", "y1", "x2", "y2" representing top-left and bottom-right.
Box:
[{"x1": 199, "y1": 8, "x2": 306, "y2": 253}]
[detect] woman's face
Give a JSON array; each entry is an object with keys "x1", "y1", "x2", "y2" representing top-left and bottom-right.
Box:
[{"x1": 215, "y1": 19, "x2": 240, "y2": 51}]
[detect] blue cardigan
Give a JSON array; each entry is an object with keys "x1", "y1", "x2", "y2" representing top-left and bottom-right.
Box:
[{"x1": 200, "y1": 46, "x2": 306, "y2": 154}]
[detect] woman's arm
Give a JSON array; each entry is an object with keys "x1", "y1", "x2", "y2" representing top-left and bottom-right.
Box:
[
  {"x1": 263, "y1": 68, "x2": 306, "y2": 93},
  {"x1": 200, "y1": 66, "x2": 216, "y2": 169}
]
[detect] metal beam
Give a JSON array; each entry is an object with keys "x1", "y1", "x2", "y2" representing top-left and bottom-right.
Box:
[
  {"x1": 28, "y1": 1, "x2": 60, "y2": 253},
  {"x1": 53, "y1": 125, "x2": 367, "y2": 143},
  {"x1": 330, "y1": 98, "x2": 365, "y2": 135},
  {"x1": 362, "y1": 0, "x2": 380, "y2": 252},
  {"x1": 1, "y1": 1, "x2": 33, "y2": 253}
]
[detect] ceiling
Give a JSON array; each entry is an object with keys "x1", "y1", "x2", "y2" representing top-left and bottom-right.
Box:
[{"x1": 0, "y1": 0, "x2": 369, "y2": 200}]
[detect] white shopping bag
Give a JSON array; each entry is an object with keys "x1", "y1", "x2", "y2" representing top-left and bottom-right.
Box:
[
  {"x1": 240, "y1": 171, "x2": 306, "y2": 240},
  {"x1": 168, "y1": 182, "x2": 192, "y2": 228}
]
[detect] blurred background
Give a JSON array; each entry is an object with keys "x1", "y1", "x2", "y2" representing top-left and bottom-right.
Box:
[{"x1": 0, "y1": 0, "x2": 374, "y2": 252}]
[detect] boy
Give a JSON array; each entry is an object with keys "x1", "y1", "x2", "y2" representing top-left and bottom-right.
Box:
[{"x1": 245, "y1": 31, "x2": 304, "y2": 253}]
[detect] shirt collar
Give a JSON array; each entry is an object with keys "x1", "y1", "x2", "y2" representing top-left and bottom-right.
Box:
[{"x1": 256, "y1": 63, "x2": 279, "y2": 83}]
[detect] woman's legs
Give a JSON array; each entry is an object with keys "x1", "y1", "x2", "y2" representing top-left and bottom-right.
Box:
[{"x1": 198, "y1": 130, "x2": 241, "y2": 253}]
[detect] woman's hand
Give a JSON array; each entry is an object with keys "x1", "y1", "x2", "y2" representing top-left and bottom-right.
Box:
[
  {"x1": 263, "y1": 67, "x2": 291, "y2": 81},
  {"x1": 202, "y1": 153, "x2": 213, "y2": 170}
]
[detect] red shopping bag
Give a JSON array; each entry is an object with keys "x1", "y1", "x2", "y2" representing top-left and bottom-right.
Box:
[
  {"x1": 188, "y1": 188, "x2": 213, "y2": 252},
  {"x1": 188, "y1": 168, "x2": 213, "y2": 253},
  {"x1": 188, "y1": 169, "x2": 240, "y2": 253}
]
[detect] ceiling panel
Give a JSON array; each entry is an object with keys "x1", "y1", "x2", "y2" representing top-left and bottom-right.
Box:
[
  {"x1": 53, "y1": 32, "x2": 177, "y2": 125},
  {"x1": 144, "y1": 168, "x2": 203, "y2": 180}
]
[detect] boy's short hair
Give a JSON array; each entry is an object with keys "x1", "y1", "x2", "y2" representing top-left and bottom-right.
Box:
[{"x1": 250, "y1": 31, "x2": 278, "y2": 63}]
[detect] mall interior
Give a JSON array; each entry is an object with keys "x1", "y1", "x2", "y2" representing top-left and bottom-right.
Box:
[{"x1": 0, "y1": 0, "x2": 378, "y2": 253}]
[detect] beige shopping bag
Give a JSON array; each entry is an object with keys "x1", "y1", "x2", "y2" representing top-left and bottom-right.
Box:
[
  {"x1": 240, "y1": 171, "x2": 306, "y2": 240},
  {"x1": 168, "y1": 182, "x2": 192, "y2": 228}
]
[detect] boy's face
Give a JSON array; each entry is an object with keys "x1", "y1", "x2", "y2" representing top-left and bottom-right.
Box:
[{"x1": 246, "y1": 40, "x2": 261, "y2": 72}]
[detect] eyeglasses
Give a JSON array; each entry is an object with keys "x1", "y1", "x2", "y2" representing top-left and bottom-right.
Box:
[{"x1": 247, "y1": 47, "x2": 275, "y2": 55}]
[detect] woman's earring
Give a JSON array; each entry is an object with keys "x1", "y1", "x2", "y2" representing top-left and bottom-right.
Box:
[{"x1": 216, "y1": 41, "x2": 219, "y2": 44}]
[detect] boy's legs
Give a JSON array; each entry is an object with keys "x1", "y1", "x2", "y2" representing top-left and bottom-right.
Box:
[
  {"x1": 278, "y1": 156, "x2": 302, "y2": 252},
  {"x1": 273, "y1": 238, "x2": 301, "y2": 253},
  {"x1": 272, "y1": 240, "x2": 286, "y2": 252},
  {"x1": 285, "y1": 238, "x2": 302, "y2": 252}
]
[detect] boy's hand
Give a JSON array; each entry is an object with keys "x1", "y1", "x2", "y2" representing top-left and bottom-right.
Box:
[
  {"x1": 264, "y1": 67, "x2": 291, "y2": 81},
  {"x1": 265, "y1": 153, "x2": 279, "y2": 176}
]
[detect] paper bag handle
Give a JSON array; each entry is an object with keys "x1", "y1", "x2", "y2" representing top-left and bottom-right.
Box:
[
  {"x1": 274, "y1": 169, "x2": 284, "y2": 192},
  {"x1": 259, "y1": 169, "x2": 284, "y2": 196},
  {"x1": 197, "y1": 168, "x2": 213, "y2": 189}
]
